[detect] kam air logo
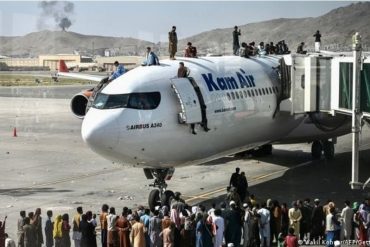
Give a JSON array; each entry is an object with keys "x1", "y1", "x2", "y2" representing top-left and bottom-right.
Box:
[{"x1": 201, "y1": 69, "x2": 256, "y2": 92}]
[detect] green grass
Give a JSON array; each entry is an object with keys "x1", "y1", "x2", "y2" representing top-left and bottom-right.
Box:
[{"x1": 0, "y1": 74, "x2": 92, "y2": 86}]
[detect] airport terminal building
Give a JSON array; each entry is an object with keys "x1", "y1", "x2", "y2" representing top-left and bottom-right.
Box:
[{"x1": 0, "y1": 54, "x2": 144, "y2": 71}]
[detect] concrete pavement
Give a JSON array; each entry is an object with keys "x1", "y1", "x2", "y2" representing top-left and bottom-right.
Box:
[{"x1": 0, "y1": 95, "x2": 369, "y2": 245}]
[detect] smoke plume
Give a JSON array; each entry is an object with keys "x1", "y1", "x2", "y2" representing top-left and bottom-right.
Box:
[{"x1": 38, "y1": 1, "x2": 75, "y2": 31}]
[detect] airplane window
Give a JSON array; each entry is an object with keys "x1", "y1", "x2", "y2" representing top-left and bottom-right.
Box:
[
  {"x1": 231, "y1": 92, "x2": 235, "y2": 100},
  {"x1": 235, "y1": 91, "x2": 239, "y2": 99},
  {"x1": 255, "y1": 89, "x2": 259, "y2": 96},
  {"x1": 247, "y1": 90, "x2": 251, "y2": 97},
  {"x1": 269, "y1": 87, "x2": 273, "y2": 94},
  {"x1": 276, "y1": 87, "x2": 279, "y2": 93},
  {"x1": 227, "y1": 93, "x2": 231, "y2": 100},
  {"x1": 93, "y1": 93, "x2": 129, "y2": 109},
  {"x1": 251, "y1": 90, "x2": 255, "y2": 97},
  {"x1": 262, "y1": 88, "x2": 266, "y2": 95},
  {"x1": 243, "y1": 90, "x2": 248, "y2": 98},
  {"x1": 93, "y1": 92, "x2": 161, "y2": 110},
  {"x1": 258, "y1": 89, "x2": 262, "y2": 95},
  {"x1": 239, "y1": 91, "x2": 243, "y2": 99},
  {"x1": 128, "y1": 92, "x2": 161, "y2": 110}
]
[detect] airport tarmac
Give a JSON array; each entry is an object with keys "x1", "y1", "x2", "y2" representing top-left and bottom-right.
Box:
[
  {"x1": 0, "y1": 84, "x2": 92, "y2": 98},
  {"x1": 1, "y1": 90, "x2": 370, "y2": 244}
]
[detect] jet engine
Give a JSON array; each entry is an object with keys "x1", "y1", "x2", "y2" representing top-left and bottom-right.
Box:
[{"x1": 70, "y1": 93, "x2": 89, "y2": 119}]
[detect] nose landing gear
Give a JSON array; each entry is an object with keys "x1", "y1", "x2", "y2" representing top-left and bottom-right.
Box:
[{"x1": 144, "y1": 168, "x2": 175, "y2": 212}]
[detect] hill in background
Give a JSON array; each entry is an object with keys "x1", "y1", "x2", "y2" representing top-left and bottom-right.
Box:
[
  {"x1": 0, "y1": 30, "x2": 154, "y2": 57},
  {"x1": 176, "y1": 2, "x2": 370, "y2": 54},
  {"x1": 0, "y1": 2, "x2": 369, "y2": 57}
]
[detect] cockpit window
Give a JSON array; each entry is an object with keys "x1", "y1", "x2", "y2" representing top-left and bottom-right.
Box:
[
  {"x1": 93, "y1": 92, "x2": 161, "y2": 110},
  {"x1": 128, "y1": 92, "x2": 161, "y2": 110},
  {"x1": 93, "y1": 94, "x2": 129, "y2": 109}
]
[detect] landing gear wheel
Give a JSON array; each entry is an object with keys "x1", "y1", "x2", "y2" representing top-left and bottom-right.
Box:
[
  {"x1": 145, "y1": 168, "x2": 175, "y2": 212},
  {"x1": 261, "y1": 144, "x2": 273, "y2": 155},
  {"x1": 311, "y1": 141, "x2": 323, "y2": 159},
  {"x1": 148, "y1": 189, "x2": 160, "y2": 212},
  {"x1": 323, "y1": 141, "x2": 335, "y2": 160},
  {"x1": 161, "y1": 190, "x2": 175, "y2": 208}
]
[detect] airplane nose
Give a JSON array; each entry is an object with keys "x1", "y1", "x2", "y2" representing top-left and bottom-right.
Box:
[{"x1": 81, "y1": 108, "x2": 120, "y2": 153}]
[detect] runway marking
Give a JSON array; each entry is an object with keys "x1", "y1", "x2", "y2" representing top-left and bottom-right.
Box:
[{"x1": 184, "y1": 160, "x2": 313, "y2": 204}]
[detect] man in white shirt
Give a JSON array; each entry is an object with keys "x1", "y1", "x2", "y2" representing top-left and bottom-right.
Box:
[
  {"x1": 5, "y1": 233, "x2": 16, "y2": 247},
  {"x1": 341, "y1": 200, "x2": 354, "y2": 240},
  {"x1": 258, "y1": 203, "x2": 271, "y2": 247}
]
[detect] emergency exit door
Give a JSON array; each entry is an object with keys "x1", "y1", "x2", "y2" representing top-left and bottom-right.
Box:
[{"x1": 171, "y1": 78, "x2": 202, "y2": 124}]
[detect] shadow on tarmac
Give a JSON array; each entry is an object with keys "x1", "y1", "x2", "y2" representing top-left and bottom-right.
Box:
[
  {"x1": 197, "y1": 149, "x2": 370, "y2": 208},
  {"x1": 0, "y1": 187, "x2": 73, "y2": 197}
]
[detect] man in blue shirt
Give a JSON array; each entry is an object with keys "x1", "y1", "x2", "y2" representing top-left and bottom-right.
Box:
[
  {"x1": 143, "y1": 47, "x2": 160, "y2": 66},
  {"x1": 109, "y1": 61, "x2": 125, "y2": 81},
  {"x1": 140, "y1": 208, "x2": 151, "y2": 247}
]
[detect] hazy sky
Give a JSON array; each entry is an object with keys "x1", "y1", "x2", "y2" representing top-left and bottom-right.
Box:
[{"x1": 0, "y1": 1, "x2": 357, "y2": 42}]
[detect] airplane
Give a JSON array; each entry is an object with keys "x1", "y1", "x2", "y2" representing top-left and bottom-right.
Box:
[{"x1": 58, "y1": 55, "x2": 351, "y2": 211}]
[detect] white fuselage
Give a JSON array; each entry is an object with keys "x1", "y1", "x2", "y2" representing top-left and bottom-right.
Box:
[{"x1": 81, "y1": 56, "x2": 350, "y2": 168}]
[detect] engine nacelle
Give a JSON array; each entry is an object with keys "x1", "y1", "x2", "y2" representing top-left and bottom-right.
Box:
[{"x1": 70, "y1": 93, "x2": 89, "y2": 119}]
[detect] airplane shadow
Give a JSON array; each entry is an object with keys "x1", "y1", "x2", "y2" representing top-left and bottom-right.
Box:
[
  {"x1": 0, "y1": 187, "x2": 73, "y2": 197},
  {"x1": 196, "y1": 149, "x2": 370, "y2": 208}
]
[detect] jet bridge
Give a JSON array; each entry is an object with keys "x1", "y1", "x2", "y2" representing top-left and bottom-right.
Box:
[{"x1": 278, "y1": 37, "x2": 370, "y2": 190}]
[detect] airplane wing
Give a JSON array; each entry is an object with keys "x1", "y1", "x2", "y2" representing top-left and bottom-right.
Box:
[
  {"x1": 57, "y1": 72, "x2": 106, "y2": 82},
  {"x1": 57, "y1": 60, "x2": 107, "y2": 82}
]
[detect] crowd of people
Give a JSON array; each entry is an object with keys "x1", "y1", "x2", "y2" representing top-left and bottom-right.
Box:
[
  {"x1": 233, "y1": 26, "x2": 322, "y2": 58},
  {"x1": 107, "y1": 25, "x2": 322, "y2": 84},
  {"x1": 171, "y1": 25, "x2": 321, "y2": 60},
  {"x1": 1, "y1": 168, "x2": 370, "y2": 247}
]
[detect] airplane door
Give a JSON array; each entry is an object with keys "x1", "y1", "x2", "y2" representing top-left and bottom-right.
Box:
[{"x1": 171, "y1": 78, "x2": 202, "y2": 124}]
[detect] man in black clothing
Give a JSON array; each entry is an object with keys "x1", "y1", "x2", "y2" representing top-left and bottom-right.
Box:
[
  {"x1": 229, "y1": 167, "x2": 240, "y2": 188},
  {"x1": 237, "y1": 171, "x2": 249, "y2": 202},
  {"x1": 297, "y1": 42, "x2": 307, "y2": 54},
  {"x1": 232, "y1": 26, "x2": 241, "y2": 55},
  {"x1": 224, "y1": 201, "x2": 242, "y2": 246},
  {"x1": 299, "y1": 199, "x2": 312, "y2": 240},
  {"x1": 314, "y1": 30, "x2": 322, "y2": 52},
  {"x1": 310, "y1": 198, "x2": 325, "y2": 241},
  {"x1": 44, "y1": 210, "x2": 53, "y2": 247},
  {"x1": 80, "y1": 212, "x2": 97, "y2": 247}
]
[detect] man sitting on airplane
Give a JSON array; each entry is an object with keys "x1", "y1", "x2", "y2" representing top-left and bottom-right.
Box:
[
  {"x1": 142, "y1": 47, "x2": 160, "y2": 66},
  {"x1": 108, "y1": 61, "x2": 125, "y2": 82},
  {"x1": 184, "y1": 42, "x2": 197, "y2": 58},
  {"x1": 239, "y1": 42, "x2": 250, "y2": 58},
  {"x1": 296, "y1": 42, "x2": 307, "y2": 54},
  {"x1": 177, "y1": 62, "x2": 190, "y2": 78}
]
